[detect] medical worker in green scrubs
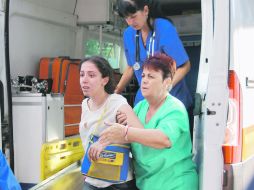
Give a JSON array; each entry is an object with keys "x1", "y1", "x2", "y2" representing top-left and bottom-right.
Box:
[{"x1": 91, "y1": 53, "x2": 198, "y2": 190}]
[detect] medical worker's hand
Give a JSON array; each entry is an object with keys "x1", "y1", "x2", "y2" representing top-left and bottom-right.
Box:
[
  {"x1": 99, "y1": 123, "x2": 127, "y2": 145},
  {"x1": 116, "y1": 110, "x2": 128, "y2": 125}
]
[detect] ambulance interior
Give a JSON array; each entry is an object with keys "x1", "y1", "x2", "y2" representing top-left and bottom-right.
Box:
[{"x1": 4, "y1": 0, "x2": 252, "y2": 189}]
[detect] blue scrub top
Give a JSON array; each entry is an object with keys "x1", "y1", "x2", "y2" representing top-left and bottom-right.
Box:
[
  {"x1": 123, "y1": 18, "x2": 193, "y2": 108},
  {"x1": 0, "y1": 151, "x2": 22, "y2": 190}
]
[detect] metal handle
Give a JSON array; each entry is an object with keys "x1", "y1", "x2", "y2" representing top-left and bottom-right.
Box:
[{"x1": 246, "y1": 77, "x2": 254, "y2": 88}]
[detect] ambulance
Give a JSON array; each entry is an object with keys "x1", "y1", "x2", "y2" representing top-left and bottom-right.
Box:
[{"x1": 0, "y1": 0, "x2": 253, "y2": 189}]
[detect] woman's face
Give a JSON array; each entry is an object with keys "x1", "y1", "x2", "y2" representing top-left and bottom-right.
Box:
[
  {"x1": 124, "y1": 6, "x2": 148, "y2": 30},
  {"x1": 141, "y1": 67, "x2": 169, "y2": 99},
  {"x1": 79, "y1": 61, "x2": 108, "y2": 97}
]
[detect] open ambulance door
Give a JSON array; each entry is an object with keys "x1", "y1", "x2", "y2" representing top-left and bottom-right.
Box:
[
  {"x1": 223, "y1": 0, "x2": 254, "y2": 189},
  {"x1": 194, "y1": 0, "x2": 254, "y2": 189},
  {"x1": 0, "y1": 0, "x2": 14, "y2": 170},
  {"x1": 193, "y1": 0, "x2": 229, "y2": 189}
]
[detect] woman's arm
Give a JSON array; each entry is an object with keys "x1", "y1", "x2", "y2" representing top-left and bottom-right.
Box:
[
  {"x1": 88, "y1": 102, "x2": 143, "y2": 161},
  {"x1": 127, "y1": 127, "x2": 171, "y2": 148},
  {"x1": 100, "y1": 104, "x2": 171, "y2": 149},
  {"x1": 89, "y1": 125, "x2": 171, "y2": 161},
  {"x1": 117, "y1": 104, "x2": 143, "y2": 128},
  {"x1": 89, "y1": 104, "x2": 171, "y2": 161},
  {"x1": 115, "y1": 65, "x2": 134, "y2": 94},
  {"x1": 172, "y1": 60, "x2": 191, "y2": 87},
  {"x1": 157, "y1": 19, "x2": 191, "y2": 87},
  {"x1": 99, "y1": 123, "x2": 171, "y2": 149}
]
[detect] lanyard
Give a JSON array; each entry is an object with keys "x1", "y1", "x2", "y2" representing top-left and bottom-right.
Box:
[
  {"x1": 135, "y1": 30, "x2": 156, "y2": 64},
  {"x1": 89, "y1": 99, "x2": 108, "y2": 138},
  {"x1": 147, "y1": 31, "x2": 155, "y2": 57},
  {"x1": 135, "y1": 30, "x2": 140, "y2": 63}
]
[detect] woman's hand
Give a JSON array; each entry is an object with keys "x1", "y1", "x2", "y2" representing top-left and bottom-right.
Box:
[
  {"x1": 88, "y1": 141, "x2": 108, "y2": 161},
  {"x1": 99, "y1": 123, "x2": 127, "y2": 144},
  {"x1": 116, "y1": 110, "x2": 128, "y2": 125}
]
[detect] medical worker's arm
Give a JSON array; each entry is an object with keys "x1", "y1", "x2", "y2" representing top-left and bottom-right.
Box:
[{"x1": 115, "y1": 65, "x2": 134, "y2": 94}]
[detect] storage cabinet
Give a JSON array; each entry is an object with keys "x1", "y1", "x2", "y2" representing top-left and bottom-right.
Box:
[{"x1": 12, "y1": 93, "x2": 64, "y2": 183}]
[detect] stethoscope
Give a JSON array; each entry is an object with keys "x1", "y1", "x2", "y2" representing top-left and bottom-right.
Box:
[{"x1": 133, "y1": 30, "x2": 156, "y2": 71}]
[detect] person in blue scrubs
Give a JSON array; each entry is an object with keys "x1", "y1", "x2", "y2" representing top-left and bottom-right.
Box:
[
  {"x1": 114, "y1": 0, "x2": 193, "y2": 110},
  {"x1": 0, "y1": 151, "x2": 21, "y2": 190}
]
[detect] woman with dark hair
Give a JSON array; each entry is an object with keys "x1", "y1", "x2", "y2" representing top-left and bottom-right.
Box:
[
  {"x1": 79, "y1": 56, "x2": 139, "y2": 190},
  {"x1": 114, "y1": 0, "x2": 193, "y2": 111},
  {"x1": 90, "y1": 54, "x2": 198, "y2": 190}
]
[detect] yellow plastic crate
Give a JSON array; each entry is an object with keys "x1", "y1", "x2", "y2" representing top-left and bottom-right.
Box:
[{"x1": 40, "y1": 137, "x2": 84, "y2": 180}]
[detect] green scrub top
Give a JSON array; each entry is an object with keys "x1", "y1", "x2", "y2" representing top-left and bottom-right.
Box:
[{"x1": 132, "y1": 95, "x2": 198, "y2": 190}]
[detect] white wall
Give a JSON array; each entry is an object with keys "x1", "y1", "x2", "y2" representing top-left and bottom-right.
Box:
[
  {"x1": 76, "y1": 0, "x2": 111, "y2": 24},
  {"x1": 9, "y1": 0, "x2": 78, "y2": 78},
  {"x1": 24, "y1": 0, "x2": 76, "y2": 14}
]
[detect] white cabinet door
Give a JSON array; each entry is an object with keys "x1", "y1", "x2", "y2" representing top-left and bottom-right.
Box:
[
  {"x1": 12, "y1": 93, "x2": 64, "y2": 183},
  {"x1": 46, "y1": 94, "x2": 64, "y2": 142},
  {"x1": 12, "y1": 94, "x2": 46, "y2": 183}
]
